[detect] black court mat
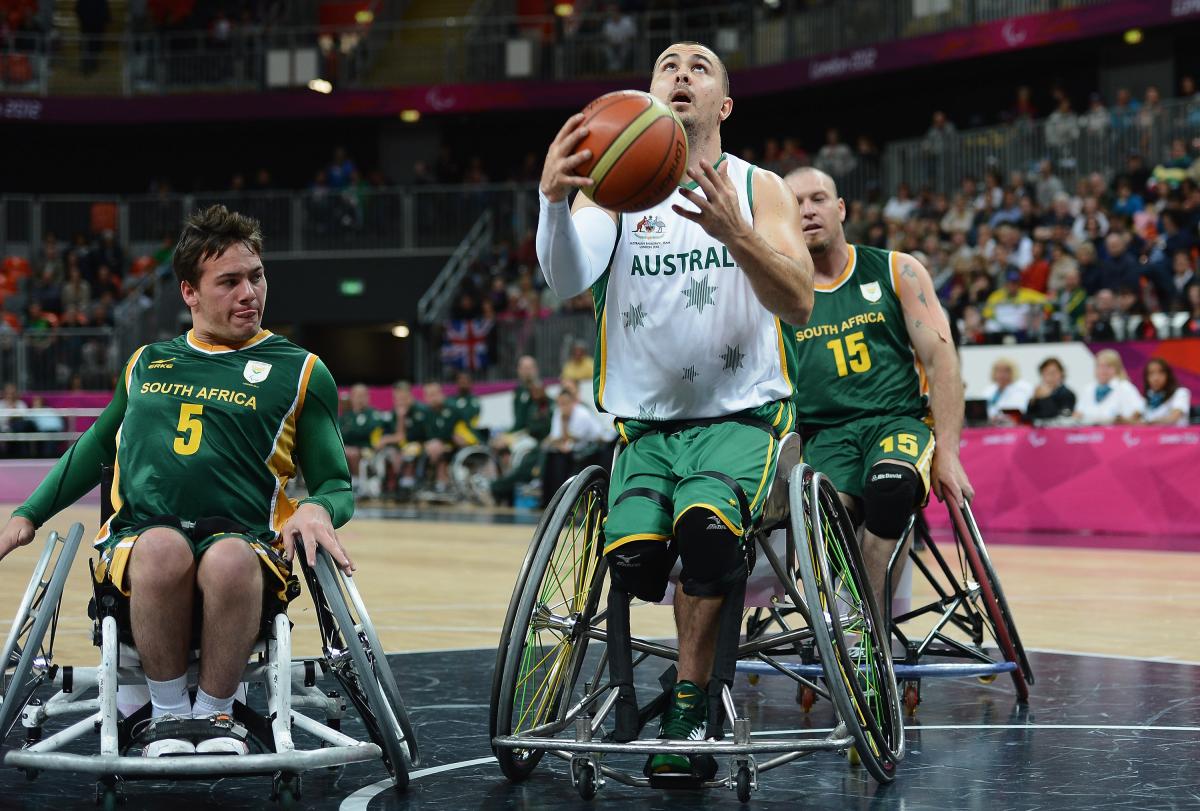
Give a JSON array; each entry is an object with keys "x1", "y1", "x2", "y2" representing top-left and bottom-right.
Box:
[{"x1": 3, "y1": 649, "x2": 1199, "y2": 810}]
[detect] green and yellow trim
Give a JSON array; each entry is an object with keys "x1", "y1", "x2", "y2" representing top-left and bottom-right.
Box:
[
  {"x1": 748, "y1": 433, "x2": 777, "y2": 514},
  {"x1": 679, "y1": 153, "x2": 727, "y2": 190},
  {"x1": 185, "y1": 328, "x2": 273, "y2": 355},
  {"x1": 815, "y1": 244, "x2": 857, "y2": 292},
  {"x1": 673, "y1": 502, "x2": 741, "y2": 537},
  {"x1": 605, "y1": 531, "x2": 670, "y2": 554}
]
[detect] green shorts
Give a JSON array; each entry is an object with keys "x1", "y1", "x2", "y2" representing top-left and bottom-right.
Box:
[
  {"x1": 604, "y1": 401, "x2": 793, "y2": 555},
  {"x1": 802, "y1": 414, "x2": 935, "y2": 500}
]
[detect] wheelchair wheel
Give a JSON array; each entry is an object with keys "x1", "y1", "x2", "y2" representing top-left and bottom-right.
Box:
[
  {"x1": 303, "y1": 549, "x2": 418, "y2": 791},
  {"x1": 451, "y1": 446, "x2": 498, "y2": 504},
  {"x1": 949, "y1": 500, "x2": 1034, "y2": 700},
  {"x1": 0, "y1": 525, "x2": 82, "y2": 742},
  {"x1": 793, "y1": 468, "x2": 903, "y2": 784},
  {"x1": 491, "y1": 465, "x2": 608, "y2": 782}
]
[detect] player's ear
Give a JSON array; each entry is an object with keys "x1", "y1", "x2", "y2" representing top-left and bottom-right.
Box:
[
  {"x1": 180, "y1": 279, "x2": 199, "y2": 308},
  {"x1": 719, "y1": 96, "x2": 733, "y2": 123}
]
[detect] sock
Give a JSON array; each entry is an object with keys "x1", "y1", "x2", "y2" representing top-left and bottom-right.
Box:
[
  {"x1": 193, "y1": 687, "x2": 235, "y2": 719},
  {"x1": 146, "y1": 674, "x2": 191, "y2": 719}
]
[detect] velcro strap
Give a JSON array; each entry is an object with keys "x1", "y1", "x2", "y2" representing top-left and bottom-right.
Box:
[{"x1": 614, "y1": 487, "x2": 672, "y2": 514}]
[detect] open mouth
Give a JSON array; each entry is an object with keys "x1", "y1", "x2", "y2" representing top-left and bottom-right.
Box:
[
  {"x1": 670, "y1": 90, "x2": 692, "y2": 105},
  {"x1": 803, "y1": 223, "x2": 823, "y2": 234}
]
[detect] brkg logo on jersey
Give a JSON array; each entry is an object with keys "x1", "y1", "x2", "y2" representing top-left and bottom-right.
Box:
[
  {"x1": 243, "y1": 360, "x2": 272, "y2": 384},
  {"x1": 631, "y1": 214, "x2": 666, "y2": 241},
  {"x1": 859, "y1": 281, "x2": 882, "y2": 303}
]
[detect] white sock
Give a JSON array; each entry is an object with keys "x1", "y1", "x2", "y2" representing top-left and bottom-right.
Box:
[
  {"x1": 193, "y1": 687, "x2": 235, "y2": 718},
  {"x1": 146, "y1": 674, "x2": 191, "y2": 719}
]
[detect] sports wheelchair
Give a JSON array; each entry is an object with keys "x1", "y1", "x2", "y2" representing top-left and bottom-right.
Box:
[
  {"x1": 0, "y1": 495, "x2": 419, "y2": 809},
  {"x1": 744, "y1": 497, "x2": 1034, "y2": 716},
  {"x1": 489, "y1": 434, "x2": 904, "y2": 803}
]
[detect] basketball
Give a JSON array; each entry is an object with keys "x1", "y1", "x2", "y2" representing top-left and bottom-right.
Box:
[{"x1": 574, "y1": 90, "x2": 689, "y2": 213}]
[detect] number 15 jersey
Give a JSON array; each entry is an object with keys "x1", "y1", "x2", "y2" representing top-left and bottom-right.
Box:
[
  {"x1": 98, "y1": 329, "x2": 319, "y2": 546},
  {"x1": 792, "y1": 245, "x2": 929, "y2": 430}
]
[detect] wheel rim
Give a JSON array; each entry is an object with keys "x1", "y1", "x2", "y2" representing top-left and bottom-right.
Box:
[{"x1": 509, "y1": 478, "x2": 606, "y2": 754}]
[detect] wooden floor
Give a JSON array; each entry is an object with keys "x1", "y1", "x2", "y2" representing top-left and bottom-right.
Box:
[{"x1": 3, "y1": 504, "x2": 1199, "y2": 665}]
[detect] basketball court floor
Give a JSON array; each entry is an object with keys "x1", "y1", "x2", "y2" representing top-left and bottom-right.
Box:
[{"x1": 2, "y1": 503, "x2": 1198, "y2": 810}]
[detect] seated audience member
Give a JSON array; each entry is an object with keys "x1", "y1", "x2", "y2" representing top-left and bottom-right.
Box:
[
  {"x1": 26, "y1": 395, "x2": 66, "y2": 458},
  {"x1": 1141, "y1": 358, "x2": 1191, "y2": 426},
  {"x1": 1075, "y1": 349, "x2": 1145, "y2": 425},
  {"x1": 1026, "y1": 357, "x2": 1076, "y2": 422},
  {"x1": 540, "y1": 382, "x2": 612, "y2": 507},
  {"x1": 560, "y1": 340, "x2": 595, "y2": 386},
  {"x1": 982, "y1": 268, "x2": 1050, "y2": 340},
  {"x1": 982, "y1": 358, "x2": 1034, "y2": 424}
]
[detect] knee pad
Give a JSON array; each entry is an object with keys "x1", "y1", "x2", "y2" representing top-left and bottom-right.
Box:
[
  {"x1": 607, "y1": 539, "x2": 675, "y2": 603},
  {"x1": 674, "y1": 506, "x2": 747, "y2": 597},
  {"x1": 863, "y1": 462, "x2": 921, "y2": 540}
]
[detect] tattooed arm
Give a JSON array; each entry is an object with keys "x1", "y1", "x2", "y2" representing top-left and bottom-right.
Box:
[{"x1": 894, "y1": 253, "x2": 975, "y2": 506}]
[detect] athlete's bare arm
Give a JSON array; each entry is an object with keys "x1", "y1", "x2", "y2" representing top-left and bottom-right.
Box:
[
  {"x1": 674, "y1": 160, "x2": 813, "y2": 325},
  {"x1": 894, "y1": 252, "x2": 974, "y2": 507}
]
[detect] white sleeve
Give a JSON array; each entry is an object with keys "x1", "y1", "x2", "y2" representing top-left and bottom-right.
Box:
[
  {"x1": 1118, "y1": 381, "x2": 1145, "y2": 420},
  {"x1": 536, "y1": 192, "x2": 618, "y2": 299},
  {"x1": 548, "y1": 411, "x2": 564, "y2": 442},
  {"x1": 1171, "y1": 387, "x2": 1191, "y2": 416}
]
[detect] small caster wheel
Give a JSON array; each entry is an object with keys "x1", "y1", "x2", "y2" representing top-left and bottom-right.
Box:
[
  {"x1": 735, "y1": 766, "x2": 752, "y2": 803},
  {"x1": 25, "y1": 726, "x2": 43, "y2": 745},
  {"x1": 272, "y1": 772, "x2": 301, "y2": 809},
  {"x1": 95, "y1": 780, "x2": 121, "y2": 810},
  {"x1": 847, "y1": 745, "x2": 862, "y2": 767},
  {"x1": 977, "y1": 672, "x2": 998, "y2": 684},
  {"x1": 574, "y1": 762, "x2": 597, "y2": 801},
  {"x1": 747, "y1": 674, "x2": 760, "y2": 686},
  {"x1": 799, "y1": 686, "x2": 817, "y2": 712},
  {"x1": 903, "y1": 682, "x2": 920, "y2": 715}
]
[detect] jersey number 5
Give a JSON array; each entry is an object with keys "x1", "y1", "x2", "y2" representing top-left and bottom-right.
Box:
[
  {"x1": 825, "y1": 331, "x2": 872, "y2": 377},
  {"x1": 173, "y1": 403, "x2": 204, "y2": 456}
]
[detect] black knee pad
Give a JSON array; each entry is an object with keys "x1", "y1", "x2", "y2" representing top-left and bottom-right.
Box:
[
  {"x1": 674, "y1": 507, "x2": 746, "y2": 597},
  {"x1": 863, "y1": 462, "x2": 921, "y2": 540},
  {"x1": 607, "y1": 539, "x2": 675, "y2": 603}
]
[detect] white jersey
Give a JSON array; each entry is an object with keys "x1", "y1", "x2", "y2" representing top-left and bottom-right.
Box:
[{"x1": 589, "y1": 153, "x2": 795, "y2": 421}]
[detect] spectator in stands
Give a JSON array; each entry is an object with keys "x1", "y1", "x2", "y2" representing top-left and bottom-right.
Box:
[
  {"x1": 960, "y1": 305, "x2": 986, "y2": 345},
  {"x1": 1112, "y1": 180, "x2": 1145, "y2": 217},
  {"x1": 1184, "y1": 284, "x2": 1200, "y2": 336},
  {"x1": 940, "y1": 194, "x2": 974, "y2": 236},
  {"x1": 1045, "y1": 97, "x2": 1080, "y2": 156},
  {"x1": 1035, "y1": 159, "x2": 1067, "y2": 210},
  {"x1": 539, "y1": 381, "x2": 611, "y2": 508},
  {"x1": 1051, "y1": 266, "x2": 1088, "y2": 338},
  {"x1": 37, "y1": 232, "x2": 63, "y2": 280},
  {"x1": 560, "y1": 340, "x2": 593, "y2": 387},
  {"x1": 1137, "y1": 85, "x2": 1163, "y2": 138},
  {"x1": 327, "y1": 146, "x2": 357, "y2": 190},
  {"x1": 93, "y1": 228, "x2": 124, "y2": 275},
  {"x1": 0, "y1": 383, "x2": 31, "y2": 458},
  {"x1": 1005, "y1": 85, "x2": 1037, "y2": 125},
  {"x1": 1072, "y1": 197, "x2": 1109, "y2": 246},
  {"x1": 982, "y1": 358, "x2": 1033, "y2": 424},
  {"x1": 1141, "y1": 358, "x2": 1191, "y2": 426},
  {"x1": 883, "y1": 181, "x2": 918, "y2": 224},
  {"x1": 1021, "y1": 240, "x2": 1051, "y2": 293},
  {"x1": 1082, "y1": 291, "x2": 1117, "y2": 341},
  {"x1": 997, "y1": 222, "x2": 1033, "y2": 268},
  {"x1": 30, "y1": 266, "x2": 62, "y2": 314},
  {"x1": 1116, "y1": 152, "x2": 1151, "y2": 194},
  {"x1": 1114, "y1": 287, "x2": 1158, "y2": 340},
  {"x1": 1026, "y1": 357, "x2": 1076, "y2": 423},
  {"x1": 26, "y1": 395, "x2": 65, "y2": 458},
  {"x1": 1081, "y1": 92, "x2": 1109, "y2": 137},
  {"x1": 1096, "y1": 232, "x2": 1141, "y2": 292},
  {"x1": 1168, "y1": 249, "x2": 1197, "y2": 310},
  {"x1": 982, "y1": 267, "x2": 1049, "y2": 340},
  {"x1": 1075, "y1": 349, "x2": 1144, "y2": 425},
  {"x1": 601, "y1": 3, "x2": 635, "y2": 72},
  {"x1": 1111, "y1": 87, "x2": 1139, "y2": 131},
  {"x1": 340, "y1": 383, "x2": 381, "y2": 493},
  {"x1": 814, "y1": 128, "x2": 856, "y2": 177},
  {"x1": 1046, "y1": 240, "x2": 1079, "y2": 291}
]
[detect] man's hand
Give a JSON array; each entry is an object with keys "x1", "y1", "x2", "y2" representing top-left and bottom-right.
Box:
[
  {"x1": 0, "y1": 516, "x2": 36, "y2": 564},
  {"x1": 673, "y1": 160, "x2": 751, "y2": 245},
  {"x1": 932, "y1": 449, "x2": 974, "y2": 508},
  {"x1": 539, "y1": 113, "x2": 594, "y2": 203},
  {"x1": 280, "y1": 502, "x2": 355, "y2": 576}
]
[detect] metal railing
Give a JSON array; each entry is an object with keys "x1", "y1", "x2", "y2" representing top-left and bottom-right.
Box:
[
  {"x1": 884, "y1": 96, "x2": 1200, "y2": 197},
  {"x1": 0, "y1": 0, "x2": 1112, "y2": 96},
  {"x1": 418, "y1": 211, "x2": 494, "y2": 325},
  {"x1": 412, "y1": 311, "x2": 596, "y2": 383},
  {"x1": 0, "y1": 328, "x2": 120, "y2": 392},
  {"x1": 1, "y1": 185, "x2": 540, "y2": 259}
]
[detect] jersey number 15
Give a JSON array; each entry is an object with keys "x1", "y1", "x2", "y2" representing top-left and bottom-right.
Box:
[{"x1": 825, "y1": 331, "x2": 872, "y2": 377}]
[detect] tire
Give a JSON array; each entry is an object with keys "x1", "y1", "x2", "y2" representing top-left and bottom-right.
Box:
[
  {"x1": 491, "y1": 465, "x2": 609, "y2": 782},
  {"x1": 793, "y1": 468, "x2": 903, "y2": 784},
  {"x1": 304, "y1": 549, "x2": 418, "y2": 791},
  {"x1": 949, "y1": 500, "x2": 1034, "y2": 700},
  {"x1": 1, "y1": 525, "x2": 82, "y2": 742}
]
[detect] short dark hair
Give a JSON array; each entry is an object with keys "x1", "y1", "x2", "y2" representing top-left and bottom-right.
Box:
[
  {"x1": 1038, "y1": 357, "x2": 1064, "y2": 376},
  {"x1": 172, "y1": 204, "x2": 263, "y2": 288},
  {"x1": 654, "y1": 41, "x2": 729, "y2": 97}
]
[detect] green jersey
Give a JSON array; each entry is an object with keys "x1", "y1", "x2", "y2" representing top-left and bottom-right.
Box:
[
  {"x1": 793, "y1": 245, "x2": 928, "y2": 430},
  {"x1": 340, "y1": 407, "x2": 382, "y2": 448},
  {"x1": 511, "y1": 384, "x2": 533, "y2": 432},
  {"x1": 15, "y1": 329, "x2": 353, "y2": 547},
  {"x1": 376, "y1": 406, "x2": 423, "y2": 444},
  {"x1": 421, "y1": 403, "x2": 463, "y2": 442},
  {"x1": 452, "y1": 391, "x2": 481, "y2": 427}
]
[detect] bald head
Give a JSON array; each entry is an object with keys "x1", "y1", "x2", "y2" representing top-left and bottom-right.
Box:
[
  {"x1": 785, "y1": 167, "x2": 839, "y2": 199},
  {"x1": 786, "y1": 167, "x2": 845, "y2": 256}
]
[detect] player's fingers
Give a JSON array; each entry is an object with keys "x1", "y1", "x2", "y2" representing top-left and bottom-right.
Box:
[
  {"x1": 282, "y1": 528, "x2": 297, "y2": 562},
  {"x1": 671, "y1": 204, "x2": 701, "y2": 222},
  {"x1": 559, "y1": 175, "x2": 594, "y2": 189},
  {"x1": 561, "y1": 149, "x2": 593, "y2": 170},
  {"x1": 303, "y1": 530, "x2": 319, "y2": 568},
  {"x1": 552, "y1": 112, "x2": 586, "y2": 145},
  {"x1": 687, "y1": 166, "x2": 717, "y2": 199},
  {"x1": 561, "y1": 125, "x2": 590, "y2": 152},
  {"x1": 677, "y1": 187, "x2": 707, "y2": 207},
  {"x1": 319, "y1": 526, "x2": 355, "y2": 574}
]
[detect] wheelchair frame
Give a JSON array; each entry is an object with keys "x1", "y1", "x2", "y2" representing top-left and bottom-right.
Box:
[
  {"x1": 0, "y1": 522, "x2": 418, "y2": 809},
  {"x1": 489, "y1": 433, "x2": 905, "y2": 802}
]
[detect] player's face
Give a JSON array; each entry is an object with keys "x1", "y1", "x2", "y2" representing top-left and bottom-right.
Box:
[
  {"x1": 350, "y1": 386, "x2": 369, "y2": 410},
  {"x1": 651, "y1": 45, "x2": 729, "y2": 137},
  {"x1": 183, "y1": 242, "x2": 266, "y2": 344},
  {"x1": 787, "y1": 173, "x2": 845, "y2": 254},
  {"x1": 393, "y1": 387, "x2": 412, "y2": 410},
  {"x1": 1146, "y1": 363, "x2": 1167, "y2": 392},
  {"x1": 425, "y1": 384, "x2": 444, "y2": 408},
  {"x1": 1095, "y1": 360, "x2": 1116, "y2": 385}
]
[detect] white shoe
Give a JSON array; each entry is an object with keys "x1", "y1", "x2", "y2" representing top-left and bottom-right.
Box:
[
  {"x1": 195, "y1": 736, "x2": 249, "y2": 755},
  {"x1": 142, "y1": 737, "x2": 195, "y2": 757}
]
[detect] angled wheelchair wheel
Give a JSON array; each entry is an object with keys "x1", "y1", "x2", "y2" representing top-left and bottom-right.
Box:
[
  {"x1": 793, "y1": 468, "x2": 903, "y2": 784},
  {"x1": 303, "y1": 549, "x2": 418, "y2": 792},
  {"x1": 949, "y1": 500, "x2": 1034, "y2": 700},
  {"x1": 1, "y1": 524, "x2": 83, "y2": 742},
  {"x1": 451, "y1": 445, "x2": 498, "y2": 504},
  {"x1": 491, "y1": 465, "x2": 608, "y2": 782}
]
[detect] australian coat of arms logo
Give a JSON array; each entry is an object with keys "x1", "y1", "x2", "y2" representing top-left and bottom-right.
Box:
[{"x1": 631, "y1": 215, "x2": 667, "y2": 240}]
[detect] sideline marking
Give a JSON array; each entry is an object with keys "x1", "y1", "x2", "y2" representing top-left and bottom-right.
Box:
[{"x1": 339, "y1": 756, "x2": 497, "y2": 811}]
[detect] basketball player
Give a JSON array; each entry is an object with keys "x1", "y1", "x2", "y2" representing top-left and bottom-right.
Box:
[
  {"x1": 0, "y1": 205, "x2": 354, "y2": 757},
  {"x1": 785, "y1": 167, "x2": 974, "y2": 615},
  {"x1": 537, "y1": 42, "x2": 813, "y2": 776}
]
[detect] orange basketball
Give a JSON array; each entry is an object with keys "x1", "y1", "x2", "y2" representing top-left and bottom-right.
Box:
[{"x1": 574, "y1": 90, "x2": 689, "y2": 213}]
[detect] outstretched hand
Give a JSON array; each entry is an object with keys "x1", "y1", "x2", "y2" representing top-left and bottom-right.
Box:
[
  {"x1": 280, "y1": 502, "x2": 355, "y2": 576},
  {"x1": 672, "y1": 159, "x2": 750, "y2": 245},
  {"x1": 0, "y1": 515, "x2": 36, "y2": 564}
]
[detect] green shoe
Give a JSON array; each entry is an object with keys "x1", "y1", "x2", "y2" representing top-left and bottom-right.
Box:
[{"x1": 645, "y1": 681, "x2": 708, "y2": 776}]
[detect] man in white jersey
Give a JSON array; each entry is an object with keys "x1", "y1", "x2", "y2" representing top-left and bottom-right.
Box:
[
  {"x1": 536, "y1": 41, "x2": 813, "y2": 776},
  {"x1": 785, "y1": 167, "x2": 974, "y2": 616}
]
